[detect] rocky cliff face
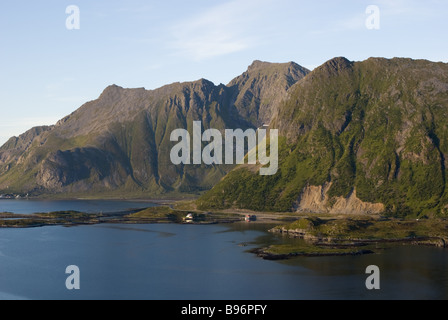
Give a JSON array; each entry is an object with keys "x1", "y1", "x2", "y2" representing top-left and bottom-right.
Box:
[
  {"x1": 228, "y1": 60, "x2": 310, "y2": 127},
  {"x1": 0, "y1": 61, "x2": 307, "y2": 197}
]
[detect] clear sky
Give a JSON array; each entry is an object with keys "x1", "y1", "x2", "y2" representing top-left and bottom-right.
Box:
[{"x1": 0, "y1": 0, "x2": 447, "y2": 145}]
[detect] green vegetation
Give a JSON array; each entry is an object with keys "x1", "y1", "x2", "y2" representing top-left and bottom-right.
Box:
[
  {"x1": 254, "y1": 242, "x2": 370, "y2": 258},
  {"x1": 272, "y1": 216, "x2": 448, "y2": 240},
  {"x1": 2, "y1": 57, "x2": 448, "y2": 221},
  {"x1": 126, "y1": 206, "x2": 187, "y2": 223},
  {"x1": 126, "y1": 206, "x2": 241, "y2": 224},
  {"x1": 253, "y1": 216, "x2": 448, "y2": 259},
  {"x1": 0, "y1": 210, "x2": 102, "y2": 228},
  {"x1": 199, "y1": 57, "x2": 448, "y2": 218},
  {"x1": 0, "y1": 205, "x2": 242, "y2": 228}
]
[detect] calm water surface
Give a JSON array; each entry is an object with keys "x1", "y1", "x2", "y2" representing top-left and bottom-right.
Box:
[
  {"x1": 0, "y1": 201, "x2": 447, "y2": 300},
  {"x1": 0, "y1": 199, "x2": 156, "y2": 214}
]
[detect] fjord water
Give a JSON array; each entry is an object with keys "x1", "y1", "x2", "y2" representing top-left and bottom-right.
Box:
[
  {"x1": 0, "y1": 199, "x2": 157, "y2": 214},
  {"x1": 0, "y1": 201, "x2": 447, "y2": 300}
]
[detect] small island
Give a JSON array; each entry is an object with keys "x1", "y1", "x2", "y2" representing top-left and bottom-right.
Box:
[
  {"x1": 0, "y1": 205, "x2": 243, "y2": 228},
  {"x1": 2, "y1": 203, "x2": 448, "y2": 261},
  {"x1": 251, "y1": 216, "x2": 448, "y2": 260}
]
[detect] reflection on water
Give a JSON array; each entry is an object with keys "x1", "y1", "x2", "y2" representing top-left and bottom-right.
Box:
[
  {"x1": 0, "y1": 199, "x2": 156, "y2": 214},
  {"x1": 96, "y1": 225, "x2": 176, "y2": 238},
  {"x1": 237, "y1": 223, "x2": 448, "y2": 300},
  {"x1": 276, "y1": 243, "x2": 448, "y2": 300}
]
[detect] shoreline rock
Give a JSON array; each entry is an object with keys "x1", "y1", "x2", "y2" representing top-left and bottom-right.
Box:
[{"x1": 249, "y1": 247, "x2": 375, "y2": 260}]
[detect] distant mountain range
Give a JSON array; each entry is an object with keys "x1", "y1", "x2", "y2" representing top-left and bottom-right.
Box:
[
  {"x1": 0, "y1": 60, "x2": 309, "y2": 198},
  {"x1": 2, "y1": 57, "x2": 448, "y2": 218}
]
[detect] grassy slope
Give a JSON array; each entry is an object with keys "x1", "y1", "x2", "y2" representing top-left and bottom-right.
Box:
[
  {"x1": 256, "y1": 216, "x2": 448, "y2": 258},
  {"x1": 198, "y1": 58, "x2": 448, "y2": 218}
]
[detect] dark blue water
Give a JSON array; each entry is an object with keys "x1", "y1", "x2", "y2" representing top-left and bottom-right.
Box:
[
  {"x1": 0, "y1": 199, "x2": 156, "y2": 214},
  {"x1": 0, "y1": 201, "x2": 447, "y2": 300}
]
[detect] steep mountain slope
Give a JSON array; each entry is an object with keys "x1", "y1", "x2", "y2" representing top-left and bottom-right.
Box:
[
  {"x1": 0, "y1": 61, "x2": 308, "y2": 198},
  {"x1": 228, "y1": 60, "x2": 310, "y2": 126},
  {"x1": 198, "y1": 57, "x2": 448, "y2": 218}
]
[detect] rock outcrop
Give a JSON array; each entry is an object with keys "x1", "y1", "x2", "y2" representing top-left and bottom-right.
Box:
[{"x1": 294, "y1": 183, "x2": 385, "y2": 214}]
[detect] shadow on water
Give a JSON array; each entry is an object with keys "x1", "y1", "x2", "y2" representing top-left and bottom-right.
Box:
[{"x1": 91, "y1": 224, "x2": 176, "y2": 238}]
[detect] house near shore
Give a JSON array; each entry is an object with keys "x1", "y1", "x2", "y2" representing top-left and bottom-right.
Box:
[{"x1": 245, "y1": 215, "x2": 257, "y2": 222}]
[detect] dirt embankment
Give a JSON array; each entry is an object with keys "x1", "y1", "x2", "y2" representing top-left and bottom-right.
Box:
[{"x1": 294, "y1": 183, "x2": 385, "y2": 215}]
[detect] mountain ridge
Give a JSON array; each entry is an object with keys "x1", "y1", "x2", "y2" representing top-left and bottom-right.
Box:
[
  {"x1": 0, "y1": 60, "x2": 309, "y2": 198},
  {"x1": 198, "y1": 57, "x2": 448, "y2": 218},
  {"x1": 3, "y1": 56, "x2": 448, "y2": 218}
]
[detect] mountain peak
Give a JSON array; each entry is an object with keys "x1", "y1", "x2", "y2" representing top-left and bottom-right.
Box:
[
  {"x1": 320, "y1": 57, "x2": 353, "y2": 72},
  {"x1": 244, "y1": 60, "x2": 310, "y2": 80},
  {"x1": 193, "y1": 78, "x2": 215, "y2": 87},
  {"x1": 227, "y1": 60, "x2": 310, "y2": 127},
  {"x1": 98, "y1": 84, "x2": 148, "y2": 103},
  {"x1": 99, "y1": 84, "x2": 124, "y2": 98},
  {"x1": 199, "y1": 57, "x2": 448, "y2": 217},
  {"x1": 248, "y1": 60, "x2": 272, "y2": 71},
  {"x1": 105, "y1": 84, "x2": 124, "y2": 91}
]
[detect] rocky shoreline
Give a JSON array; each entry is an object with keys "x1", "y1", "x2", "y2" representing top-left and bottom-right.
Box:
[
  {"x1": 3, "y1": 208, "x2": 448, "y2": 262},
  {"x1": 269, "y1": 225, "x2": 448, "y2": 248},
  {"x1": 249, "y1": 247, "x2": 375, "y2": 260},
  {"x1": 0, "y1": 208, "x2": 243, "y2": 229},
  {"x1": 247, "y1": 217, "x2": 448, "y2": 260}
]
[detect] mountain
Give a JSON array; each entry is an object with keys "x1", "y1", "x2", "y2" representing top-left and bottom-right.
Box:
[
  {"x1": 198, "y1": 57, "x2": 448, "y2": 218},
  {"x1": 5, "y1": 56, "x2": 448, "y2": 218},
  {"x1": 228, "y1": 60, "x2": 310, "y2": 127},
  {"x1": 0, "y1": 61, "x2": 309, "y2": 198}
]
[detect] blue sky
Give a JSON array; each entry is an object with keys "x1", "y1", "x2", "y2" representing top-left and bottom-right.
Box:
[{"x1": 0, "y1": 0, "x2": 447, "y2": 145}]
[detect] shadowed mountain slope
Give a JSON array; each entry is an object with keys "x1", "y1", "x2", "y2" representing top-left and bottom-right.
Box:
[{"x1": 0, "y1": 61, "x2": 309, "y2": 198}]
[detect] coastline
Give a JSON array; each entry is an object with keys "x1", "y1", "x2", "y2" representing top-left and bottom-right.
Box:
[
  {"x1": 2, "y1": 200, "x2": 448, "y2": 261},
  {"x1": 250, "y1": 216, "x2": 448, "y2": 260},
  {"x1": 250, "y1": 235, "x2": 447, "y2": 260}
]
